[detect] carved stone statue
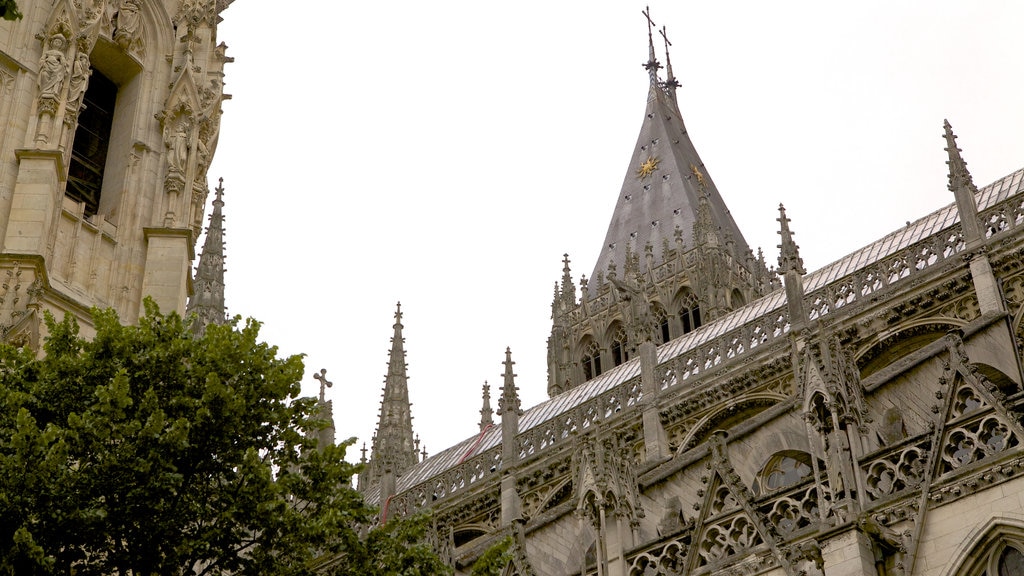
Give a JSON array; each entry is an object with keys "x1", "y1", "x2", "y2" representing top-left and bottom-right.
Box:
[
  {"x1": 113, "y1": 0, "x2": 143, "y2": 53},
  {"x1": 38, "y1": 35, "x2": 69, "y2": 101},
  {"x1": 66, "y1": 52, "x2": 92, "y2": 110},
  {"x1": 165, "y1": 118, "x2": 192, "y2": 175}
]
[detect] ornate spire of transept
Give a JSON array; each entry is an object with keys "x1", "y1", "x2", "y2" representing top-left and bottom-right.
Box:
[
  {"x1": 480, "y1": 381, "x2": 494, "y2": 431},
  {"x1": 364, "y1": 302, "x2": 419, "y2": 492},
  {"x1": 186, "y1": 178, "x2": 226, "y2": 336},
  {"x1": 587, "y1": 11, "x2": 758, "y2": 293}
]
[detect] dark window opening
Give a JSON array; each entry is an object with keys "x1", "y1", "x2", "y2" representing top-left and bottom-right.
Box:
[
  {"x1": 659, "y1": 318, "x2": 670, "y2": 343},
  {"x1": 67, "y1": 68, "x2": 117, "y2": 218},
  {"x1": 680, "y1": 305, "x2": 702, "y2": 334},
  {"x1": 582, "y1": 352, "x2": 601, "y2": 381},
  {"x1": 611, "y1": 339, "x2": 627, "y2": 366}
]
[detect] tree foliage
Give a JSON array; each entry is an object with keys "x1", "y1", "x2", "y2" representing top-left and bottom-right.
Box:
[
  {"x1": 0, "y1": 303, "x2": 449, "y2": 575},
  {"x1": 470, "y1": 536, "x2": 513, "y2": 576},
  {"x1": 0, "y1": 0, "x2": 22, "y2": 21}
]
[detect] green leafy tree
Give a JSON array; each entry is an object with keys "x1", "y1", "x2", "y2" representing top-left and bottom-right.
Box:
[
  {"x1": 470, "y1": 536, "x2": 513, "y2": 576},
  {"x1": 0, "y1": 0, "x2": 21, "y2": 21},
  {"x1": 0, "y1": 303, "x2": 449, "y2": 575}
]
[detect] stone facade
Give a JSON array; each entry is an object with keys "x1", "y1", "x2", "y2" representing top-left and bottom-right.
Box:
[
  {"x1": 361, "y1": 19, "x2": 1024, "y2": 576},
  {"x1": 0, "y1": 0, "x2": 232, "y2": 343}
]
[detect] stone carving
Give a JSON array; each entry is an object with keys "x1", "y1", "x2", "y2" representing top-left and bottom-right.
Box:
[
  {"x1": 38, "y1": 35, "x2": 69, "y2": 102},
  {"x1": 66, "y1": 50, "x2": 92, "y2": 113},
  {"x1": 113, "y1": 0, "x2": 144, "y2": 54}
]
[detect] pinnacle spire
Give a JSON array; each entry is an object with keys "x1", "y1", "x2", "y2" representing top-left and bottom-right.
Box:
[
  {"x1": 187, "y1": 178, "x2": 227, "y2": 336},
  {"x1": 479, "y1": 381, "x2": 493, "y2": 431},
  {"x1": 943, "y1": 120, "x2": 985, "y2": 246},
  {"x1": 659, "y1": 26, "x2": 680, "y2": 95},
  {"x1": 776, "y1": 204, "x2": 805, "y2": 275},
  {"x1": 497, "y1": 347, "x2": 522, "y2": 417},
  {"x1": 642, "y1": 6, "x2": 662, "y2": 86},
  {"x1": 943, "y1": 119, "x2": 978, "y2": 195},
  {"x1": 364, "y1": 302, "x2": 419, "y2": 491}
]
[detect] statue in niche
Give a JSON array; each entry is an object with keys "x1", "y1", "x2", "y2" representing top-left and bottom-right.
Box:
[
  {"x1": 38, "y1": 35, "x2": 69, "y2": 101},
  {"x1": 113, "y1": 0, "x2": 142, "y2": 52},
  {"x1": 877, "y1": 407, "x2": 906, "y2": 446},
  {"x1": 66, "y1": 51, "x2": 92, "y2": 111},
  {"x1": 165, "y1": 117, "x2": 192, "y2": 176}
]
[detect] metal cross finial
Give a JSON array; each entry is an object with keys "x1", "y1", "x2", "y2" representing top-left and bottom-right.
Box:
[
  {"x1": 314, "y1": 368, "x2": 333, "y2": 403},
  {"x1": 642, "y1": 6, "x2": 656, "y2": 37},
  {"x1": 658, "y1": 25, "x2": 672, "y2": 48}
]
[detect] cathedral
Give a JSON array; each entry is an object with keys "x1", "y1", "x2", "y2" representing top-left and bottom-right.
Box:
[
  {"x1": 3, "y1": 2, "x2": 1024, "y2": 576},
  {"x1": 354, "y1": 16, "x2": 1024, "y2": 576}
]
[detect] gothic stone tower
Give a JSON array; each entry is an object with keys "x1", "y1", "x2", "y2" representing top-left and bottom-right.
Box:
[
  {"x1": 0, "y1": 0, "x2": 232, "y2": 345},
  {"x1": 547, "y1": 20, "x2": 777, "y2": 397}
]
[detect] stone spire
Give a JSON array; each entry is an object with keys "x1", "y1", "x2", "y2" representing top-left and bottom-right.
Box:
[
  {"x1": 942, "y1": 121, "x2": 1005, "y2": 314},
  {"x1": 364, "y1": 302, "x2": 419, "y2": 491},
  {"x1": 186, "y1": 178, "x2": 226, "y2": 336},
  {"x1": 587, "y1": 13, "x2": 757, "y2": 293},
  {"x1": 943, "y1": 120, "x2": 983, "y2": 246},
  {"x1": 776, "y1": 204, "x2": 805, "y2": 276},
  {"x1": 777, "y1": 204, "x2": 807, "y2": 330},
  {"x1": 479, "y1": 381, "x2": 494, "y2": 431},
  {"x1": 497, "y1": 347, "x2": 522, "y2": 463}
]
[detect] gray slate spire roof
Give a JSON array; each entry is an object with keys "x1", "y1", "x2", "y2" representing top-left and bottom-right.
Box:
[
  {"x1": 365, "y1": 302, "x2": 419, "y2": 487},
  {"x1": 589, "y1": 29, "x2": 754, "y2": 289},
  {"x1": 186, "y1": 178, "x2": 226, "y2": 335}
]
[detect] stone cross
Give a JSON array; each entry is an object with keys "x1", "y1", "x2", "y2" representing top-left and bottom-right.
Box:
[{"x1": 314, "y1": 368, "x2": 332, "y2": 403}]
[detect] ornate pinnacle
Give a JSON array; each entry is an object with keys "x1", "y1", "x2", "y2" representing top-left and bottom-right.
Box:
[
  {"x1": 776, "y1": 204, "x2": 805, "y2": 275},
  {"x1": 943, "y1": 119, "x2": 978, "y2": 195},
  {"x1": 480, "y1": 381, "x2": 494, "y2": 431},
  {"x1": 642, "y1": 6, "x2": 662, "y2": 85},
  {"x1": 497, "y1": 347, "x2": 522, "y2": 417},
  {"x1": 186, "y1": 177, "x2": 227, "y2": 336},
  {"x1": 943, "y1": 120, "x2": 985, "y2": 246},
  {"x1": 560, "y1": 253, "x2": 576, "y2": 307}
]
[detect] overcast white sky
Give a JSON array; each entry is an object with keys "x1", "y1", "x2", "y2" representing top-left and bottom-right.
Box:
[{"x1": 206, "y1": 2, "x2": 1024, "y2": 460}]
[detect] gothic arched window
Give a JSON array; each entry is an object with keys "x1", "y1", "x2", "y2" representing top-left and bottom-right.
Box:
[
  {"x1": 580, "y1": 339, "x2": 601, "y2": 381},
  {"x1": 651, "y1": 302, "x2": 670, "y2": 344},
  {"x1": 751, "y1": 451, "x2": 815, "y2": 496},
  {"x1": 610, "y1": 325, "x2": 629, "y2": 367},
  {"x1": 675, "y1": 289, "x2": 702, "y2": 335}
]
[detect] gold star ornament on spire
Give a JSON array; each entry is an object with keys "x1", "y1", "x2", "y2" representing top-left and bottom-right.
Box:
[
  {"x1": 690, "y1": 163, "x2": 707, "y2": 189},
  {"x1": 637, "y1": 156, "x2": 660, "y2": 179}
]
